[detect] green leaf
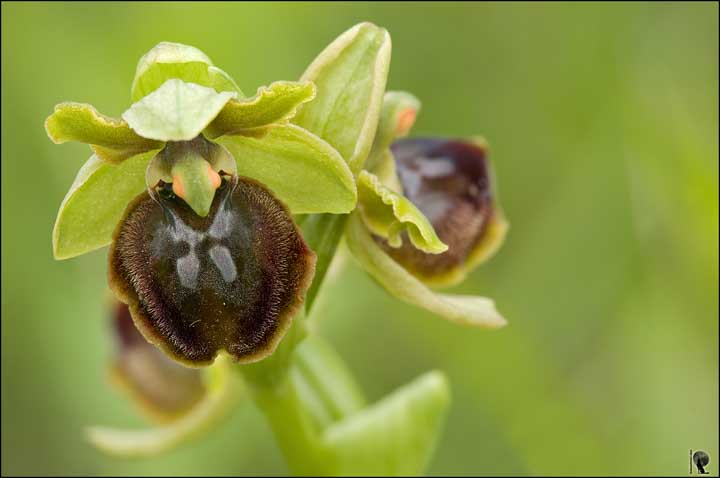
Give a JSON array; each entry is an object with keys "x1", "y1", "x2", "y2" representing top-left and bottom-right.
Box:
[
  {"x1": 45, "y1": 103, "x2": 162, "y2": 163},
  {"x1": 218, "y1": 124, "x2": 356, "y2": 214},
  {"x1": 122, "y1": 79, "x2": 237, "y2": 141},
  {"x1": 131, "y1": 42, "x2": 242, "y2": 102},
  {"x1": 205, "y1": 81, "x2": 316, "y2": 138},
  {"x1": 53, "y1": 152, "x2": 153, "y2": 260},
  {"x1": 366, "y1": 91, "x2": 421, "y2": 171},
  {"x1": 322, "y1": 371, "x2": 450, "y2": 475},
  {"x1": 357, "y1": 170, "x2": 447, "y2": 254},
  {"x1": 345, "y1": 213, "x2": 507, "y2": 328},
  {"x1": 293, "y1": 22, "x2": 391, "y2": 174},
  {"x1": 87, "y1": 356, "x2": 243, "y2": 457}
]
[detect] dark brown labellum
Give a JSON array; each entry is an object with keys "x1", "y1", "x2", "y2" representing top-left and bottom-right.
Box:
[
  {"x1": 381, "y1": 138, "x2": 504, "y2": 285},
  {"x1": 111, "y1": 301, "x2": 204, "y2": 420},
  {"x1": 109, "y1": 176, "x2": 316, "y2": 366}
]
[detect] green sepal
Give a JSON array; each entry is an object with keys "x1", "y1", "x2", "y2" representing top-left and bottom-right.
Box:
[
  {"x1": 293, "y1": 22, "x2": 391, "y2": 174},
  {"x1": 52, "y1": 152, "x2": 154, "y2": 260},
  {"x1": 122, "y1": 79, "x2": 237, "y2": 142},
  {"x1": 131, "y1": 42, "x2": 242, "y2": 102},
  {"x1": 45, "y1": 103, "x2": 163, "y2": 164},
  {"x1": 205, "y1": 81, "x2": 316, "y2": 138},
  {"x1": 357, "y1": 170, "x2": 447, "y2": 254},
  {"x1": 218, "y1": 124, "x2": 357, "y2": 214},
  {"x1": 345, "y1": 213, "x2": 507, "y2": 328}
]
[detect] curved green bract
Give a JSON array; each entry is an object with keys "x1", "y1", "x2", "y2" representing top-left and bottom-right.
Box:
[
  {"x1": 291, "y1": 335, "x2": 366, "y2": 428},
  {"x1": 323, "y1": 371, "x2": 450, "y2": 476},
  {"x1": 53, "y1": 152, "x2": 154, "y2": 260},
  {"x1": 345, "y1": 213, "x2": 507, "y2": 328},
  {"x1": 131, "y1": 42, "x2": 242, "y2": 101},
  {"x1": 122, "y1": 79, "x2": 237, "y2": 141},
  {"x1": 45, "y1": 103, "x2": 162, "y2": 163},
  {"x1": 205, "y1": 81, "x2": 316, "y2": 138},
  {"x1": 293, "y1": 22, "x2": 391, "y2": 174},
  {"x1": 218, "y1": 124, "x2": 357, "y2": 214},
  {"x1": 357, "y1": 170, "x2": 447, "y2": 254},
  {"x1": 87, "y1": 356, "x2": 243, "y2": 457}
]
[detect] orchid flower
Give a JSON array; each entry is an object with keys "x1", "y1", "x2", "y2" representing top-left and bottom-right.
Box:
[{"x1": 46, "y1": 22, "x2": 508, "y2": 476}]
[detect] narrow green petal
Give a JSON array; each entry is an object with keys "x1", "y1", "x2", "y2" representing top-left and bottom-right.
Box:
[
  {"x1": 366, "y1": 91, "x2": 421, "y2": 171},
  {"x1": 357, "y1": 170, "x2": 447, "y2": 254},
  {"x1": 87, "y1": 356, "x2": 243, "y2": 457},
  {"x1": 205, "y1": 81, "x2": 316, "y2": 138},
  {"x1": 52, "y1": 152, "x2": 153, "y2": 260},
  {"x1": 122, "y1": 79, "x2": 237, "y2": 142},
  {"x1": 218, "y1": 124, "x2": 356, "y2": 214},
  {"x1": 131, "y1": 42, "x2": 242, "y2": 101},
  {"x1": 45, "y1": 103, "x2": 162, "y2": 163},
  {"x1": 293, "y1": 22, "x2": 391, "y2": 173},
  {"x1": 345, "y1": 213, "x2": 507, "y2": 328},
  {"x1": 322, "y1": 371, "x2": 450, "y2": 476}
]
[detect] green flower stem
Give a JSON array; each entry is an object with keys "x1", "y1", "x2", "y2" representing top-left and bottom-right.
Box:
[
  {"x1": 245, "y1": 335, "x2": 366, "y2": 475},
  {"x1": 244, "y1": 333, "x2": 451, "y2": 476},
  {"x1": 251, "y1": 373, "x2": 326, "y2": 475},
  {"x1": 297, "y1": 213, "x2": 349, "y2": 313},
  {"x1": 239, "y1": 326, "x2": 328, "y2": 474}
]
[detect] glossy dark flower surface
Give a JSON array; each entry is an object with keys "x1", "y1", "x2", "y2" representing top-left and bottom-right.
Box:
[{"x1": 109, "y1": 176, "x2": 316, "y2": 366}]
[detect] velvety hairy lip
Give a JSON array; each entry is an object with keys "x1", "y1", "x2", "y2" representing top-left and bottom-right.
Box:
[{"x1": 109, "y1": 176, "x2": 316, "y2": 366}]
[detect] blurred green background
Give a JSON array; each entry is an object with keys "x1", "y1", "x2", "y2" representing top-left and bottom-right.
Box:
[{"x1": 2, "y1": 2, "x2": 717, "y2": 475}]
